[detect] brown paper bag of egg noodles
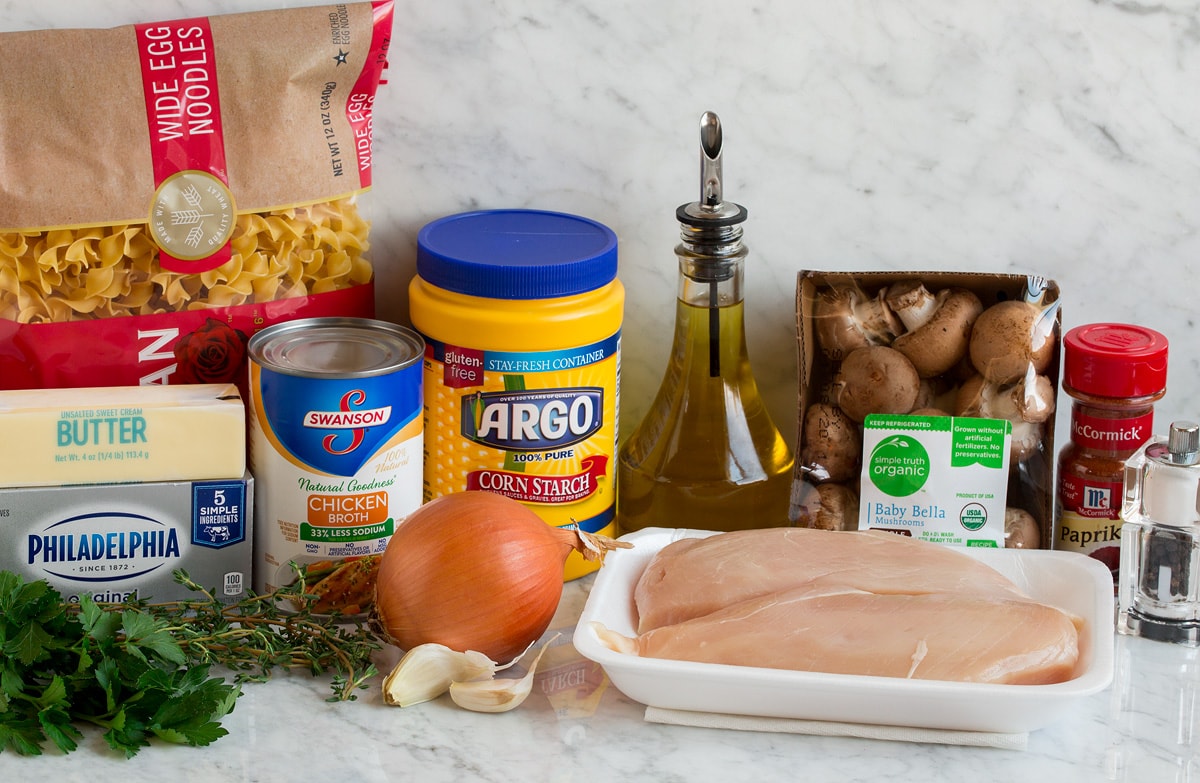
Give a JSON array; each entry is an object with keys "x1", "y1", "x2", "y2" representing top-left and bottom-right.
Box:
[{"x1": 0, "y1": 1, "x2": 393, "y2": 395}]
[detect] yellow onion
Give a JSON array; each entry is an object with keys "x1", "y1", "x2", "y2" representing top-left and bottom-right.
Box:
[{"x1": 371, "y1": 491, "x2": 629, "y2": 662}]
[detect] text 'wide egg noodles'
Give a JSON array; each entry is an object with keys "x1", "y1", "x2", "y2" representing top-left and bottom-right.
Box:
[{"x1": 0, "y1": 1, "x2": 394, "y2": 392}]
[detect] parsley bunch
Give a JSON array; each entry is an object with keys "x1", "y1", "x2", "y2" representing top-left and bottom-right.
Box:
[
  {"x1": 0, "y1": 568, "x2": 383, "y2": 758},
  {"x1": 0, "y1": 571, "x2": 238, "y2": 757}
]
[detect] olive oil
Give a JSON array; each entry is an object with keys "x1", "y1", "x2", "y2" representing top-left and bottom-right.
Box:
[
  {"x1": 618, "y1": 299, "x2": 794, "y2": 531},
  {"x1": 617, "y1": 112, "x2": 794, "y2": 533}
]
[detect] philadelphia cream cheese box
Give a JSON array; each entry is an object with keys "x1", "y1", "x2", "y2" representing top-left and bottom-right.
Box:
[{"x1": 0, "y1": 473, "x2": 253, "y2": 604}]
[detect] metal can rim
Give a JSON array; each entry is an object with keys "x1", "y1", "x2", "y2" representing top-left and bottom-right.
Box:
[{"x1": 247, "y1": 317, "x2": 424, "y2": 379}]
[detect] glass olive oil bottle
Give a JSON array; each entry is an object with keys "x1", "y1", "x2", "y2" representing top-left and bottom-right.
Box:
[{"x1": 617, "y1": 112, "x2": 794, "y2": 533}]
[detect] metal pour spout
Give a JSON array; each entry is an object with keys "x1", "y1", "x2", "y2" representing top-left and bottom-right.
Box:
[
  {"x1": 700, "y1": 111, "x2": 723, "y2": 209},
  {"x1": 678, "y1": 112, "x2": 747, "y2": 229},
  {"x1": 674, "y1": 112, "x2": 750, "y2": 377}
]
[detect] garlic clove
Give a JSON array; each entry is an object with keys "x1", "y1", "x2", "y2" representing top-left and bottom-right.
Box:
[
  {"x1": 447, "y1": 677, "x2": 533, "y2": 713},
  {"x1": 448, "y1": 634, "x2": 558, "y2": 713},
  {"x1": 382, "y1": 643, "x2": 498, "y2": 707}
]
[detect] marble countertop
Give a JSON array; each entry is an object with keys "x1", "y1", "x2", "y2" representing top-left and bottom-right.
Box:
[
  {"x1": 1, "y1": 576, "x2": 1195, "y2": 782},
  {"x1": 1, "y1": 1, "x2": 1199, "y2": 779}
]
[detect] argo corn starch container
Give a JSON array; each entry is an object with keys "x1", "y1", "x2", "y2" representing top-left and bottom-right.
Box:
[{"x1": 410, "y1": 209, "x2": 624, "y2": 580}]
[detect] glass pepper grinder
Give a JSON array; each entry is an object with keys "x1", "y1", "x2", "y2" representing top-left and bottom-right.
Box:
[
  {"x1": 1118, "y1": 420, "x2": 1200, "y2": 646},
  {"x1": 616, "y1": 112, "x2": 794, "y2": 533}
]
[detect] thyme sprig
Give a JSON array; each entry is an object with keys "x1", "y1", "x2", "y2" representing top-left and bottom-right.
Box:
[{"x1": 93, "y1": 568, "x2": 383, "y2": 702}]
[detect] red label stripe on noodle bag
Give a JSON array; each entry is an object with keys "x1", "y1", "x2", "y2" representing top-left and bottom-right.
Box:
[
  {"x1": 345, "y1": 1, "x2": 395, "y2": 188},
  {"x1": 134, "y1": 19, "x2": 235, "y2": 273}
]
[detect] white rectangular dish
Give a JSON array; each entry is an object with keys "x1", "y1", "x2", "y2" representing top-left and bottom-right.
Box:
[{"x1": 573, "y1": 528, "x2": 1114, "y2": 734}]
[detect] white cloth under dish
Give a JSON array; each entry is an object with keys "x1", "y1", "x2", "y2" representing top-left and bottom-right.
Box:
[{"x1": 643, "y1": 706, "x2": 1029, "y2": 750}]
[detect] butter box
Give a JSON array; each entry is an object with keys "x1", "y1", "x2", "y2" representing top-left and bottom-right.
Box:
[
  {"x1": 0, "y1": 473, "x2": 253, "y2": 604},
  {"x1": 0, "y1": 383, "x2": 245, "y2": 487}
]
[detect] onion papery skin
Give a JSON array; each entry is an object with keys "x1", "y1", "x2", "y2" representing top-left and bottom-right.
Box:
[{"x1": 372, "y1": 491, "x2": 573, "y2": 663}]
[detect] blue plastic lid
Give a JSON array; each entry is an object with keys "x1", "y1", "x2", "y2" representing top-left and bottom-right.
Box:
[{"x1": 416, "y1": 209, "x2": 618, "y2": 300}]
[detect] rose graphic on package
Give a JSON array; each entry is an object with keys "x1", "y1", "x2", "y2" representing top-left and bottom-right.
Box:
[{"x1": 174, "y1": 318, "x2": 249, "y2": 384}]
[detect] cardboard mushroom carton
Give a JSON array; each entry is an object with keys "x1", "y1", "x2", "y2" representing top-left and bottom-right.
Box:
[{"x1": 793, "y1": 270, "x2": 1062, "y2": 549}]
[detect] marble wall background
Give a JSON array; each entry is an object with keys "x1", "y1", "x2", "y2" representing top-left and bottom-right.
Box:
[{"x1": 6, "y1": 0, "x2": 1200, "y2": 449}]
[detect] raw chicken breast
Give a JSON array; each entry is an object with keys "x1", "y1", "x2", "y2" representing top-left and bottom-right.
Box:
[
  {"x1": 635, "y1": 528, "x2": 1030, "y2": 633},
  {"x1": 605, "y1": 587, "x2": 1081, "y2": 685}
]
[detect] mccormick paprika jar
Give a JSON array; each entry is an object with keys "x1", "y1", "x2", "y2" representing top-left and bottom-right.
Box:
[
  {"x1": 409, "y1": 209, "x2": 624, "y2": 580},
  {"x1": 1054, "y1": 323, "x2": 1168, "y2": 584}
]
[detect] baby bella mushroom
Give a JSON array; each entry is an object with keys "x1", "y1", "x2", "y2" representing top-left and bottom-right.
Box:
[
  {"x1": 968, "y1": 299, "x2": 1056, "y2": 384},
  {"x1": 835, "y1": 345, "x2": 921, "y2": 422},
  {"x1": 911, "y1": 376, "x2": 957, "y2": 416},
  {"x1": 1004, "y1": 507, "x2": 1042, "y2": 549},
  {"x1": 813, "y1": 285, "x2": 903, "y2": 361},
  {"x1": 887, "y1": 283, "x2": 984, "y2": 378},
  {"x1": 800, "y1": 402, "x2": 862, "y2": 484},
  {"x1": 793, "y1": 482, "x2": 860, "y2": 531},
  {"x1": 955, "y1": 372, "x2": 1056, "y2": 461},
  {"x1": 884, "y1": 279, "x2": 942, "y2": 332}
]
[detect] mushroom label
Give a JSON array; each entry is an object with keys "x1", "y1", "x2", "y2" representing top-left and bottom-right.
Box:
[{"x1": 858, "y1": 414, "x2": 1012, "y2": 547}]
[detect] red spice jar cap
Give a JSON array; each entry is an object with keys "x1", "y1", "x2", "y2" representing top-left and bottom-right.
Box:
[{"x1": 1063, "y1": 323, "x2": 1168, "y2": 399}]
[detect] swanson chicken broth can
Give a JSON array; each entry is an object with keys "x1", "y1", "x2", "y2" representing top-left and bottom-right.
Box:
[
  {"x1": 410, "y1": 209, "x2": 624, "y2": 581},
  {"x1": 248, "y1": 317, "x2": 423, "y2": 615}
]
